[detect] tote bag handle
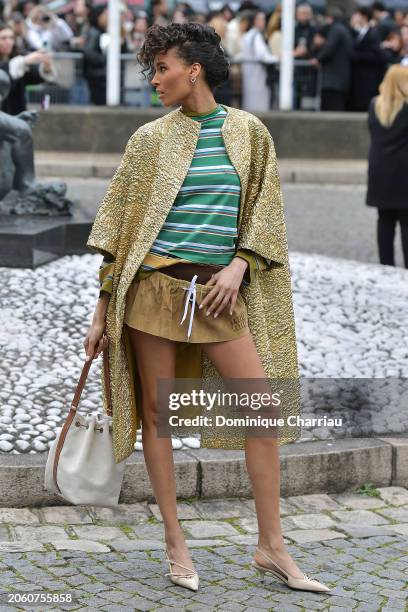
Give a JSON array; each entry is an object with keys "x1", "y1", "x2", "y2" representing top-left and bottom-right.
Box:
[{"x1": 70, "y1": 334, "x2": 112, "y2": 416}]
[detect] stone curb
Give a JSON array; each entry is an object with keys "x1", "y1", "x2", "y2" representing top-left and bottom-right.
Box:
[
  {"x1": 0, "y1": 437, "x2": 406, "y2": 507},
  {"x1": 35, "y1": 157, "x2": 368, "y2": 185}
]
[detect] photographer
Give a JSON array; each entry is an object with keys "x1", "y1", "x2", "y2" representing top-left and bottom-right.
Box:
[
  {"x1": 0, "y1": 20, "x2": 57, "y2": 115},
  {"x1": 26, "y1": 6, "x2": 74, "y2": 51}
]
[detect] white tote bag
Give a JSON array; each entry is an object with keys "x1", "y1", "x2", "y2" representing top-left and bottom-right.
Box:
[{"x1": 44, "y1": 343, "x2": 126, "y2": 506}]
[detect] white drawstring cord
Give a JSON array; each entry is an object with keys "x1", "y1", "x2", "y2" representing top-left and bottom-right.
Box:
[{"x1": 179, "y1": 274, "x2": 198, "y2": 340}]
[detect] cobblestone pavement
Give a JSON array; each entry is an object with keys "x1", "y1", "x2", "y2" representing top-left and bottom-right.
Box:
[{"x1": 0, "y1": 487, "x2": 406, "y2": 611}]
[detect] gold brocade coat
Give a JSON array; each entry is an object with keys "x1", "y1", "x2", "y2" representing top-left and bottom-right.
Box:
[{"x1": 86, "y1": 104, "x2": 301, "y2": 464}]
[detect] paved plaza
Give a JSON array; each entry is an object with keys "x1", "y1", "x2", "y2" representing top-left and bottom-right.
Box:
[
  {"x1": 1, "y1": 179, "x2": 407, "y2": 611},
  {"x1": 0, "y1": 487, "x2": 406, "y2": 611},
  {"x1": 1, "y1": 248, "x2": 407, "y2": 458}
]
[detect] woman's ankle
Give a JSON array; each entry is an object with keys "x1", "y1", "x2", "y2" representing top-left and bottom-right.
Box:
[
  {"x1": 165, "y1": 524, "x2": 186, "y2": 547},
  {"x1": 257, "y1": 537, "x2": 286, "y2": 554}
]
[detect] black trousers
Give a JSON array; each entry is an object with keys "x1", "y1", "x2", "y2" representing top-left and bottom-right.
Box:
[
  {"x1": 87, "y1": 78, "x2": 106, "y2": 105},
  {"x1": 377, "y1": 208, "x2": 408, "y2": 268},
  {"x1": 321, "y1": 89, "x2": 347, "y2": 111}
]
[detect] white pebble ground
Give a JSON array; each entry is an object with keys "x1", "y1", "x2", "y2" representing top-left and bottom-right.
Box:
[{"x1": 0, "y1": 252, "x2": 407, "y2": 454}]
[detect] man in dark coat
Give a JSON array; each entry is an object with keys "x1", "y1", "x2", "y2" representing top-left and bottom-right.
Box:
[
  {"x1": 372, "y1": 1, "x2": 396, "y2": 42},
  {"x1": 349, "y1": 7, "x2": 387, "y2": 112},
  {"x1": 293, "y1": 3, "x2": 317, "y2": 109},
  {"x1": 294, "y1": 3, "x2": 316, "y2": 56},
  {"x1": 312, "y1": 8, "x2": 354, "y2": 111}
]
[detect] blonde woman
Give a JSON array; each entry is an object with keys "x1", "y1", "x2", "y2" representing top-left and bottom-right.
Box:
[
  {"x1": 266, "y1": 5, "x2": 282, "y2": 57},
  {"x1": 366, "y1": 64, "x2": 408, "y2": 267}
]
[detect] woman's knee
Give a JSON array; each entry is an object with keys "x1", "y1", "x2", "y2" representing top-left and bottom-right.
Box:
[{"x1": 140, "y1": 393, "x2": 160, "y2": 430}]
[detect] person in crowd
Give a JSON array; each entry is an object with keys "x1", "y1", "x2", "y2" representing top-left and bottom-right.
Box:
[
  {"x1": 221, "y1": 3, "x2": 234, "y2": 23},
  {"x1": 207, "y1": 10, "x2": 228, "y2": 47},
  {"x1": 224, "y1": 3, "x2": 243, "y2": 58},
  {"x1": 401, "y1": 24, "x2": 408, "y2": 64},
  {"x1": 190, "y1": 12, "x2": 207, "y2": 25},
  {"x1": 349, "y1": 7, "x2": 387, "y2": 112},
  {"x1": 0, "y1": 18, "x2": 57, "y2": 114},
  {"x1": 294, "y1": 2, "x2": 315, "y2": 59},
  {"x1": 183, "y1": 0, "x2": 208, "y2": 15},
  {"x1": 64, "y1": 0, "x2": 90, "y2": 51},
  {"x1": 2, "y1": 0, "x2": 24, "y2": 21},
  {"x1": 381, "y1": 27, "x2": 404, "y2": 64},
  {"x1": 63, "y1": 0, "x2": 91, "y2": 103},
  {"x1": 224, "y1": 1, "x2": 256, "y2": 58},
  {"x1": 17, "y1": 0, "x2": 40, "y2": 21},
  {"x1": 394, "y1": 10, "x2": 407, "y2": 28},
  {"x1": 366, "y1": 64, "x2": 408, "y2": 268},
  {"x1": 83, "y1": 4, "x2": 129, "y2": 105},
  {"x1": 151, "y1": 0, "x2": 170, "y2": 27},
  {"x1": 7, "y1": 12, "x2": 30, "y2": 54},
  {"x1": 126, "y1": 10, "x2": 148, "y2": 53},
  {"x1": 172, "y1": 7, "x2": 189, "y2": 24},
  {"x1": 25, "y1": 5, "x2": 74, "y2": 51},
  {"x1": 239, "y1": 8, "x2": 278, "y2": 111},
  {"x1": 266, "y1": 4, "x2": 282, "y2": 57},
  {"x1": 82, "y1": 5, "x2": 108, "y2": 105},
  {"x1": 207, "y1": 10, "x2": 232, "y2": 105},
  {"x1": 372, "y1": 1, "x2": 396, "y2": 42},
  {"x1": 293, "y1": 3, "x2": 316, "y2": 110},
  {"x1": 122, "y1": 10, "x2": 150, "y2": 107},
  {"x1": 311, "y1": 7, "x2": 353, "y2": 111}
]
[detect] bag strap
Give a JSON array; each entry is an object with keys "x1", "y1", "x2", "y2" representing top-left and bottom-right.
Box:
[
  {"x1": 71, "y1": 334, "x2": 112, "y2": 416},
  {"x1": 52, "y1": 336, "x2": 113, "y2": 495}
]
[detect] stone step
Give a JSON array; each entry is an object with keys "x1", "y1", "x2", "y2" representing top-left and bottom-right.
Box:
[{"x1": 0, "y1": 436, "x2": 406, "y2": 507}]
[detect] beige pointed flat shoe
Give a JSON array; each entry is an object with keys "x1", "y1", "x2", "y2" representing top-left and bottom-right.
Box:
[
  {"x1": 165, "y1": 550, "x2": 199, "y2": 592},
  {"x1": 251, "y1": 547, "x2": 331, "y2": 593}
]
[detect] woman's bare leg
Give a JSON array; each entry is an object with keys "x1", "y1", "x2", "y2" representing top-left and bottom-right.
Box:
[
  {"x1": 202, "y1": 332, "x2": 304, "y2": 577},
  {"x1": 126, "y1": 326, "x2": 195, "y2": 572}
]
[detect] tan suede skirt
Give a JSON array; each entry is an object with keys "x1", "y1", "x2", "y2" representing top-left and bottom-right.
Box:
[{"x1": 124, "y1": 264, "x2": 250, "y2": 343}]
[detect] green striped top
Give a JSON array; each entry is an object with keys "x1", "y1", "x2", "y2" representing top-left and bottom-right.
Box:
[{"x1": 143, "y1": 103, "x2": 241, "y2": 267}]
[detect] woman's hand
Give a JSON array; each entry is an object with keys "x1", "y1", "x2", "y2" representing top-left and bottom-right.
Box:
[
  {"x1": 24, "y1": 50, "x2": 50, "y2": 65},
  {"x1": 198, "y1": 257, "x2": 248, "y2": 318},
  {"x1": 83, "y1": 319, "x2": 108, "y2": 361}
]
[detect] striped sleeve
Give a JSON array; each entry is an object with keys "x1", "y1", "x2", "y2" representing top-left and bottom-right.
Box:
[
  {"x1": 235, "y1": 248, "x2": 271, "y2": 286},
  {"x1": 99, "y1": 254, "x2": 115, "y2": 297}
]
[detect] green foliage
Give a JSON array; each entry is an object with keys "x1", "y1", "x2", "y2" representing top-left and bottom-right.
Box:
[{"x1": 355, "y1": 482, "x2": 381, "y2": 497}]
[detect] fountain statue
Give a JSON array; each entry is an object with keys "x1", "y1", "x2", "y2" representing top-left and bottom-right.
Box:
[{"x1": 0, "y1": 69, "x2": 73, "y2": 216}]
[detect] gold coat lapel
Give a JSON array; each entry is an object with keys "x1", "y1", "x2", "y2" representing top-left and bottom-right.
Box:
[
  {"x1": 116, "y1": 111, "x2": 201, "y2": 319},
  {"x1": 220, "y1": 107, "x2": 251, "y2": 228}
]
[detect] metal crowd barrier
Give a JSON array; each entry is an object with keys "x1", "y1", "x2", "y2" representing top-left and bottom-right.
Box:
[{"x1": 25, "y1": 52, "x2": 322, "y2": 111}]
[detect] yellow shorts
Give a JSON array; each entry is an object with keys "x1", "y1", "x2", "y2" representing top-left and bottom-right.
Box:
[{"x1": 124, "y1": 270, "x2": 250, "y2": 343}]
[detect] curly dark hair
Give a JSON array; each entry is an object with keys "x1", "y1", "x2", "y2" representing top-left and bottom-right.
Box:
[{"x1": 136, "y1": 23, "x2": 230, "y2": 92}]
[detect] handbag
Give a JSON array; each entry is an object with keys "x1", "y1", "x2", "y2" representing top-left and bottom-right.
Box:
[{"x1": 44, "y1": 340, "x2": 126, "y2": 506}]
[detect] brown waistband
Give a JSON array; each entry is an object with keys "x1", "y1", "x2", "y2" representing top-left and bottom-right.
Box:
[{"x1": 159, "y1": 262, "x2": 224, "y2": 284}]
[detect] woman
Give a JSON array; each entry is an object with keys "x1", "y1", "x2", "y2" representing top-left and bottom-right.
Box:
[
  {"x1": 84, "y1": 23, "x2": 330, "y2": 595},
  {"x1": 82, "y1": 6, "x2": 108, "y2": 105},
  {"x1": 266, "y1": 5, "x2": 282, "y2": 57},
  {"x1": 366, "y1": 64, "x2": 408, "y2": 268},
  {"x1": 238, "y1": 10, "x2": 278, "y2": 111},
  {"x1": 0, "y1": 19, "x2": 57, "y2": 115},
  {"x1": 83, "y1": 6, "x2": 128, "y2": 105}
]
